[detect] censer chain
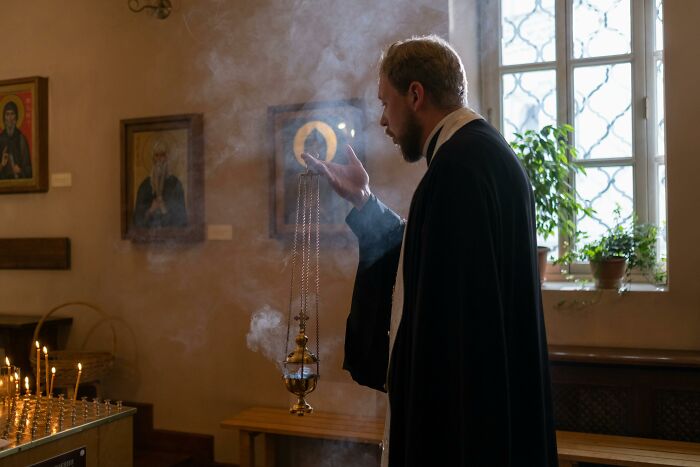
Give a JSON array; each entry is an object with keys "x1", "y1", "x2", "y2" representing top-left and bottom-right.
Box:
[
  {"x1": 284, "y1": 172, "x2": 321, "y2": 376},
  {"x1": 284, "y1": 174, "x2": 304, "y2": 358},
  {"x1": 313, "y1": 174, "x2": 321, "y2": 375}
]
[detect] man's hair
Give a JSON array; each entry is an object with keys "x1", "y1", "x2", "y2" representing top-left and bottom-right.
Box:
[
  {"x1": 3, "y1": 101, "x2": 17, "y2": 116},
  {"x1": 379, "y1": 35, "x2": 468, "y2": 109}
]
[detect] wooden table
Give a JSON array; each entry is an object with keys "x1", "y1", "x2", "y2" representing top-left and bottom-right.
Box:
[{"x1": 221, "y1": 407, "x2": 384, "y2": 467}]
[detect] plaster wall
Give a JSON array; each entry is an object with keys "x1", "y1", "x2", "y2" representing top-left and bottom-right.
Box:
[{"x1": 0, "y1": 0, "x2": 698, "y2": 463}]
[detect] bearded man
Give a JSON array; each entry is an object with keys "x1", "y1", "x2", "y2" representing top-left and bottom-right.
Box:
[
  {"x1": 303, "y1": 35, "x2": 557, "y2": 467},
  {"x1": 133, "y1": 140, "x2": 187, "y2": 228}
]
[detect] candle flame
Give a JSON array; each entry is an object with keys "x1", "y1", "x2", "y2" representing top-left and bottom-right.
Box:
[
  {"x1": 35, "y1": 341, "x2": 40, "y2": 349},
  {"x1": 78, "y1": 362, "x2": 82, "y2": 371},
  {"x1": 43, "y1": 346, "x2": 48, "y2": 355},
  {"x1": 4, "y1": 357, "x2": 9, "y2": 366},
  {"x1": 52, "y1": 367, "x2": 56, "y2": 374},
  {"x1": 14, "y1": 372, "x2": 18, "y2": 380},
  {"x1": 24, "y1": 376, "x2": 29, "y2": 389}
]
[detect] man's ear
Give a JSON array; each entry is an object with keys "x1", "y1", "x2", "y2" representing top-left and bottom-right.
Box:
[{"x1": 407, "y1": 81, "x2": 425, "y2": 110}]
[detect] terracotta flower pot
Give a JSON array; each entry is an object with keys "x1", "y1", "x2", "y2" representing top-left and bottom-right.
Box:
[
  {"x1": 537, "y1": 246, "x2": 549, "y2": 283},
  {"x1": 590, "y1": 257, "x2": 627, "y2": 289}
]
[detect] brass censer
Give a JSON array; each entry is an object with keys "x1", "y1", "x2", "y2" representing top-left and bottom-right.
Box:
[{"x1": 282, "y1": 171, "x2": 321, "y2": 415}]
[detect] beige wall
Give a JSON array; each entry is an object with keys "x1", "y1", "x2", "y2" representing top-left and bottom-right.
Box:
[
  {"x1": 0, "y1": 0, "x2": 698, "y2": 464},
  {"x1": 0, "y1": 0, "x2": 448, "y2": 463}
]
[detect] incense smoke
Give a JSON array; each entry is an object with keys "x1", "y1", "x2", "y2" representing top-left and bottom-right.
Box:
[{"x1": 246, "y1": 305, "x2": 287, "y2": 369}]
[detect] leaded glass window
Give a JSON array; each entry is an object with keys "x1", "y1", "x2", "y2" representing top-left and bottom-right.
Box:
[{"x1": 481, "y1": 0, "x2": 667, "y2": 278}]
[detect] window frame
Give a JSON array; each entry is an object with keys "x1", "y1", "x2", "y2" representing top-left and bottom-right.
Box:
[{"x1": 479, "y1": 0, "x2": 665, "y2": 278}]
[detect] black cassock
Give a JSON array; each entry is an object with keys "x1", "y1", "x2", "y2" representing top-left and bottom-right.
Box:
[{"x1": 344, "y1": 119, "x2": 558, "y2": 466}]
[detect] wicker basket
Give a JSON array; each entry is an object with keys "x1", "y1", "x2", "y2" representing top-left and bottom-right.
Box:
[{"x1": 30, "y1": 302, "x2": 115, "y2": 388}]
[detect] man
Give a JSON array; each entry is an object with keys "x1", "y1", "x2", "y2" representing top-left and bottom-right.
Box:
[
  {"x1": 0, "y1": 101, "x2": 32, "y2": 180},
  {"x1": 303, "y1": 36, "x2": 557, "y2": 466},
  {"x1": 133, "y1": 140, "x2": 187, "y2": 228}
]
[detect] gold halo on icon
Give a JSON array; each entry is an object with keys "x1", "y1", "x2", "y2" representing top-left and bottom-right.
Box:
[
  {"x1": 0, "y1": 95, "x2": 25, "y2": 132},
  {"x1": 293, "y1": 120, "x2": 337, "y2": 167}
]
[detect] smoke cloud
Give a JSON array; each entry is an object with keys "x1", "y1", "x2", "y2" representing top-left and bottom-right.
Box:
[{"x1": 246, "y1": 305, "x2": 287, "y2": 369}]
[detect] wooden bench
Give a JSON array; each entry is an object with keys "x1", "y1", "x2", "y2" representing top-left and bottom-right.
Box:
[
  {"x1": 222, "y1": 407, "x2": 700, "y2": 467},
  {"x1": 221, "y1": 406, "x2": 384, "y2": 467},
  {"x1": 557, "y1": 431, "x2": 700, "y2": 466}
]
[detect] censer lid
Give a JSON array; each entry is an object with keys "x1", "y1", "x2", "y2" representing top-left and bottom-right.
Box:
[{"x1": 284, "y1": 333, "x2": 318, "y2": 364}]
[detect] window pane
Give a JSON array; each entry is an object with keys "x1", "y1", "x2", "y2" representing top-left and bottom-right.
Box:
[
  {"x1": 655, "y1": 0, "x2": 664, "y2": 51},
  {"x1": 574, "y1": 63, "x2": 632, "y2": 159},
  {"x1": 501, "y1": 0, "x2": 555, "y2": 65},
  {"x1": 576, "y1": 165, "x2": 634, "y2": 245},
  {"x1": 657, "y1": 163, "x2": 667, "y2": 260},
  {"x1": 573, "y1": 0, "x2": 631, "y2": 58},
  {"x1": 655, "y1": 58, "x2": 665, "y2": 156},
  {"x1": 502, "y1": 69, "x2": 557, "y2": 143}
]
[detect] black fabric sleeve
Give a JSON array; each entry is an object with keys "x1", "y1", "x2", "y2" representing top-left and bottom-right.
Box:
[{"x1": 343, "y1": 195, "x2": 405, "y2": 391}]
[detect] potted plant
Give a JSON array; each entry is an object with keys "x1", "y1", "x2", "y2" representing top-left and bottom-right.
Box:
[
  {"x1": 510, "y1": 124, "x2": 593, "y2": 281},
  {"x1": 577, "y1": 209, "x2": 658, "y2": 289}
]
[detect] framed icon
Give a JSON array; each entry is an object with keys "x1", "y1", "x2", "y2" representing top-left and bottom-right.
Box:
[
  {"x1": 268, "y1": 99, "x2": 365, "y2": 240},
  {"x1": 120, "y1": 114, "x2": 204, "y2": 242},
  {"x1": 0, "y1": 76, "x2": 48, "y2": 194}
]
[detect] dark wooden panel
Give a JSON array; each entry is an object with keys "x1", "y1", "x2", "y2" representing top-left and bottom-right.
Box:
[
  {"x1": 0, "y1": 237, "x2": 70, "y2": 269},
  {"x1": 549, "y1": 345, "x2": 700, "y2": 443}
]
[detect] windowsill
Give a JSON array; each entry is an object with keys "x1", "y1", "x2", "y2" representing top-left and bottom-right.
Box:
[{"x1": 541, "y1": 279, "x2": 668, "y2": 293}]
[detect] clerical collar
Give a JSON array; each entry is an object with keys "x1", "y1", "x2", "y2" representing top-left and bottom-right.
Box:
[{"x1": 421, "y1": 107, "x2": 483, "y2": 166}]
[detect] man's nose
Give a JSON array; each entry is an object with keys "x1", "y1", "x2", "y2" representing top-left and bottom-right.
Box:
[{"x1": 379, "y1": 112, "x2": 387, "y2": 127}]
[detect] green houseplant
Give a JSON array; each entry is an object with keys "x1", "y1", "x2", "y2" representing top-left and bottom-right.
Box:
[
  {"x1": 578, "y1": 209, "x2": 658, "y2": 289},
  {"x1": 510, "y1": 124, "x2": 592, "y2": 280}
]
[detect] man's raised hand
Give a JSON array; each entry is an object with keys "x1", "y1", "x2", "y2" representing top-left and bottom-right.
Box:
[{"x1": 302, "y1": 145, "x2": 371, "y2": 210}]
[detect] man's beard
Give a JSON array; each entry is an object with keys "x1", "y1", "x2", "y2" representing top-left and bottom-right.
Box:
[
  {"x1": 397, "y1": 112, "x2": 423, "y2": 163},
  {"x1": 151, "y1": 161, "x2": 168, "y2": 197}
]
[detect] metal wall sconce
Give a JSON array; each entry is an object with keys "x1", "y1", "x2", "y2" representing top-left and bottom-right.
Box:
[{"x1": 128, "y1": 0, "x2": 172, "y2": 20}]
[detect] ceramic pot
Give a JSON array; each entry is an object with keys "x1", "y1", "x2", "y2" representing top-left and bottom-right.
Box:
[{"x1": 590, "y1": 257, "x2": 627, "y2": 289}]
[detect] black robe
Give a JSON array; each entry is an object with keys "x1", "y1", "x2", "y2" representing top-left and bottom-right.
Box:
[{"x1": 344, "y1": 119, "x2": 557, "y2": 466}]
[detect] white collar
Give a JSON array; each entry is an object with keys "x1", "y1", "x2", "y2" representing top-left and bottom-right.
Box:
[{"x1": 421, "y1": 107, "x2": 482, "y2": 164}]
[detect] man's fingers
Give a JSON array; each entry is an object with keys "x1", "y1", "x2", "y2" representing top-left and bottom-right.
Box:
[
  {"x1": 345, "y1": 145, "x2": 363, "y2": 167},
  {"x1": 301, "y1": 152, "x2": 331, "y2": 178}
]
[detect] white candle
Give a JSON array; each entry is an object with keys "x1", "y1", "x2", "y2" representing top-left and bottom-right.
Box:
[
  {"x1": 35, "y1": 341, "x2": 41, "y2": 397},
  {"x1": 43, "y1": 346, "x2": 49, "y2": 397},
  {"x1": 73, "y1": 363, "x2": 82, "y2": 402},
  {"x1": 50, "y1": 367, "x2": 56, "y2": 396},
  {"x1": 24, "y1": 376, "x2": 29, "y2": 395}
]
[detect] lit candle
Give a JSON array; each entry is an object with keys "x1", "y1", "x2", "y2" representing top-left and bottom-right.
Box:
[
  {"x1": 73, "y1": 363, "x2": 82, "y2": 402},
  {"x1": 24, "y1": 376, "x2": 29, "y2": 396},
  {"x1": 43, "y1": 346, "x2": 49, "y2": 397},
  {"x1": 50, "y1": 367, "x2": 56, "y2": 396},
  {"x1": 13, "y1": 372, "x2": 19, "y2": 394},
  {"x1": 4, "y1": 356, "x2": 9, "y2": 392},
  {"x1": 35, "y1": 341, "x2": 41, "y2": 397}
]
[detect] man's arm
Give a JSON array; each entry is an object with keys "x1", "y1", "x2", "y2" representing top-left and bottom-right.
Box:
[{"x1": 343, "y1": 195, "x2": 404, "y2": 391}]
